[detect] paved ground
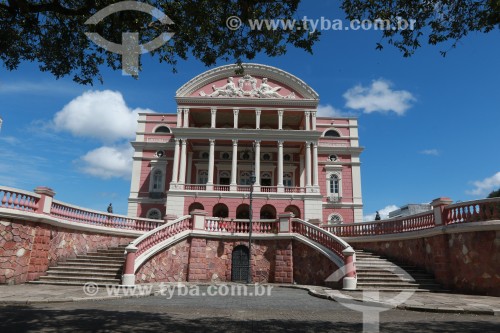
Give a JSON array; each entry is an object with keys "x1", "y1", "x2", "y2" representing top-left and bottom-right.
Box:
[
  {"x1": 0, "y1": 286, "x2": 500, "y2": 333},
  {"x1": 0, "y1": 285, "x2": 499, "y2": 332}
]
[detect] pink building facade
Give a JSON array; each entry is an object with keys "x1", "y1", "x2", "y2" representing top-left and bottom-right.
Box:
[{"x1": 128, "y1": 64, "x2": 363, "y2": 223}]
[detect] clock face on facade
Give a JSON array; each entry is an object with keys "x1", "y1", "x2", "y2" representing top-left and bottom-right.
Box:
[{"x1": 156, "y1": 150, "x2": 164, "y2": 158}]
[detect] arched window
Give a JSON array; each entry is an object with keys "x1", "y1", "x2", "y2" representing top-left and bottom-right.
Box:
[
  {"x1": 147, "y1": 208, "x2": 162, "y2": 220},
  {"x1": 213, "y1": 203, "x2": 229, "y2": 218},
  {"x1": 285, "y1": 205, "x2": 301, "y2": 219},
  {"x1": 152, "y1": 169, "x2": 163, "y2": 191},
  {"x1": 154, "y1": 126, "x2": 171, "y2": 133},
  {"x1": 329, "y1": 174, "x2": 339, "y2": 195},
  {"x1": 236, "y1": 204, "x2": 250, "y2": 219},
  {"x1": 324, "y1": 129, "x2": 340, "y2": 137},
  {"x1": 260, "y1": 204, "x2": 276, "y2": 219},
  {"x1": 328, "y1": 213, "x2": 343, "y2": 224}
]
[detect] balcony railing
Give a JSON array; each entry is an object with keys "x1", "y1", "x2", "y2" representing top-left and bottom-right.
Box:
[{"x1": 178, "y1": 184, "x2": 307, "y2": 194}]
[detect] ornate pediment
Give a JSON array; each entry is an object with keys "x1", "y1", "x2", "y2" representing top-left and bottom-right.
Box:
[
  {"x1": 199, "y1": 75, "x2": 295, "y2": 99},
  {"x1": 175, "y1": 64, "x2": 319, "y2": 102}
]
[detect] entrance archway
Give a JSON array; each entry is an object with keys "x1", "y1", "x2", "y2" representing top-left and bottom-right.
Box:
[
  {"x1": 260, "y1": 204, "x2": 276, "y2": 219},
  {"x1": 285, "y1": 205, "x2": 301, "y2": 219},
  {"x1": 213, "y1": 203, "x2": 229, "y2": 218},
  {"x1": 236, "y1": 204, "x2": 250, "y2": 219},
  {"x1": 231, "y1": 245, "x2": 249, "y2": 282},
  {"x1": 188, "y1": 202, "x2": 204, "y2": 213}
]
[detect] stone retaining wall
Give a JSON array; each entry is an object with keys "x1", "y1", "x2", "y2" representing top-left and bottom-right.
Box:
[{"x1": 0, "y1": 218, "x2": 134, "y2": 284}]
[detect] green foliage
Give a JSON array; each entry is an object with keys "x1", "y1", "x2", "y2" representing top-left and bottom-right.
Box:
[
  {"x1": 487, "y1": 188, "x2": 500, "y2": 198},
  {"x1": 341, "y1": 0, "x2": 500, "y2": 57},
  {"x1": 0, "y1": 0, "x2": 319, "y2": 84}
]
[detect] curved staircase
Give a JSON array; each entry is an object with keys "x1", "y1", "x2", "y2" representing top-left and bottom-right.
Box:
[
  {"x1": 355, "y1": 250, "x2": 444, "y2": 292},
  {"x1": 29, "y1": 245, "x2": 127, "y2": 286}
]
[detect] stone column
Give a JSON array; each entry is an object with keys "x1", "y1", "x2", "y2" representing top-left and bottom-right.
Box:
[
  {"x1": 305, "y1": 141, "x2": 312, "y2": 188},
  {"x1": 183, "y1": 108, "x2": 190, "y2": 128},
  {"x1": 311, "y1": 111, "x2": 317, "y2": 130},
  {"x1": 304, "y1": 111, "x2": 310, "y2": 131},
  {"x1": 210, "y1": 107, "x2": 217, "y2": 128},
  {"x1": 34, "y1": 186, "x2": 56, "y2": 214},
  {"x1": 312, "y1": 141, "x2": 319, "y2": 188},
  {"x1": 178, "y1": 139, "x2": 187, "y2": 185},
  {"x1": 171, "y1": 138, "x2": 180, "y2": 185},
  {"x1": 255, "y1": 108, "x2": 261, "y2": 129},
  {"x1": 277, "y1": 140, "x2": 284, "y2": 192},
  {"x1": 207, "y1": 139, "x2": 215, "y2": 190},
  {"x1": 431, "y1": 197, "x2": 453, "y2": 225},
  {"x1": 122, "y1": 243, "x2": 138, "y2": 286},
  {"x1": 342, "y1": 247, "x2": 357, "y2": 290},
  {"x1": 254, "y1": 140, "x2": 261, "y2": 190},
  {"x1": 187, "y1": 151, "x2": 193, "y2": 185},
  {"x1": 176, "y1": 107, "x2": 182, "y2": 127},
  {"x1": 278, "y1": 109, "x2": 284, "y2": 130},
  {"x1": 233, "y1": 108, "x2": 239, "y2": 129},
  {"x1": 230, "y1": 139, "x2": 238, "y2": 190}
]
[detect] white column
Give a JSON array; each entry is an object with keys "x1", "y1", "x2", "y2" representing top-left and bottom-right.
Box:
[
  {"x1": 277, "y1": 140, "x2": 284, "y2": 192},
  {"x1": 207, "y1": 139, "x2": 215, "y2": 190},
  {"x1": 183, "y1": 108, "x2": 190, "y2": 128},
  {"x1": 178, "y1": 139, "x2": 187, "y2": 184},
  {"x1": 254, "y1": 140, "x2": 261, "y2": 190},
  {"x1": 176, "y1": 108, "x2": 182, "y2": 127},
  {"x1": 187, "y1": 151, "x2": 193, "y2": 185},
  {"x1": 305, "y1": 141, "x2": 312, "y2": 188},
  {"x1": 299, "y1": 155, "x2": 305, "y2": 187},
  {"x1": 255, "y1": 108, "x2": 261, "y2": 129},
  {"x1": 171, "y1": 138, "x2": 180, "y2": 184},
  {"x1": 230, "y1": 139, "x2": 238, "y2": 189},
  {"x1": 233, "y1": 108, "x2": 239, "y2": 129},
  {"x1": 312, "y1": 141, "x2": 319, "y2": 188},
  {"x1": 304, "y1": 111, "x2": 310, "y2": 131},
  {"x1": 311, "y1": 111, "x2": 317, "y2": 130},
  {"x1": 210, "y1": 107, "x2": 217, "y2": 128},
  {"x1": 278, "y1": 109, "x2": 284, "y2": 130}
]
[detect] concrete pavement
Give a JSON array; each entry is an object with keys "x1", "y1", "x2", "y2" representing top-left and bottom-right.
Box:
[{"x1": 0, "y1": 283, "x2": 499, "y2": 316}]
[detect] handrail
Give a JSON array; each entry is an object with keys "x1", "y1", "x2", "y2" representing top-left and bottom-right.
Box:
[
  {"x1": 444, "y1": 197, "x2": 500, "y2": 224},
  {"x1": 292, "y1": 218, "x2": 352, "y2": 260},
  {"x1": 132, "y1": 215, "x2": 192, "y2": 257},
  {"x1": 322, "y1": 211, "x2": 435, "y2": 237},
  {"x1": 50, "y1": 200, "x2": 163, "y2": 231},
  {"x1": 0, "y1": 186, "x2": 40, "y2": 212},
  {"x1": 204, "y1": 217, "x2": 278, "y2": 233}
]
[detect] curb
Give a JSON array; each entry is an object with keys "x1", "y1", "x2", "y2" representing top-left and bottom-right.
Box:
[{"x1": 303, "y1": 287, "x2": 499, "y2": 316}]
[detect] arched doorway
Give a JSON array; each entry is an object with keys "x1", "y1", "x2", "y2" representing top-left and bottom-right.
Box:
[
  {"x1": 188, "y1": 202, "x2": 204, "y2": 213},
  {"x1": 231, "y1": 245, "x2": 249, "y2": 282},
  {"x1": 285, "y1": 205, "x2": 301, "y2": 219},
  {"x1": 236, "y1": 204, "x2": 250, "y2": 219},
  {"x1": 213, "y1": 203, "x2": 229, "y2": 218},
  {"x1": 260, "y1": 204, "x2": 276, "y2": 219}
]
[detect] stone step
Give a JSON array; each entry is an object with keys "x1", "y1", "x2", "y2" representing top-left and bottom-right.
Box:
[
  {"x1": 85, "y1": 252, "x2": 125, "y2": 258},
  {"x1": 66, "y1": 258, "x2": 125, "y2": 264},
  {"x1": 54, "y1": 262, "x2": 124, "y2": 269},
  {"x1": 45, "y1": 271, "x2": 119, "y2": 278},
  {"x1": 38, "y1": 276, "x2": 120, "y2": 283},
  {"x1": 28, "y1": 280, "x2": 120, "y2": 287},
  {"x1": 75, "y1": 254, "x2": 126, "y2": 260},
  {"x1": 49, "y1": 266, "x2": 122, "y2": 273}
]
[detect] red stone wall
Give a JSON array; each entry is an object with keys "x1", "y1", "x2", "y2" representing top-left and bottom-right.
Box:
[
  {"x1": 0, "y1": 219, "x2": 134, "y2": 285},
  {"x1": 292, "y1": 240, "x2": 340, "y2": 287},
  {"x1": 132, "y1": 237, "x2": 343, "y2": 286},
  {"x1": 353, "y1": 230, "x2": 500, "y2": 296},
  {"x1": 135, "y1": 239, "x2": 190, "y2": 283}
]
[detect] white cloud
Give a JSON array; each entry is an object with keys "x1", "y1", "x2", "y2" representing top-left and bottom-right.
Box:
[
  {"x1": 53, "y1": 90, "x2": 154, "y2": 143},
  {"x1": 466, "y1": 172, "x2": 500, "y2": 196},
  {"x1": 420, "y1": 149, "x2": 439, "y2": 156},
  {"x1": 343, "y1": 79, "x2": 415, "y2": 115},
  {"x1": 0, "y1": 136, "x2": 20, "y2": 145},
  {"x1": 363, "y1": 204, "x2": 399, "y2": 221},
  {"x1": 79, "y1": 145, "x2": 134, "y2": 180},
  {"x1": 316, "y1": 104, "x2": 344, "y2": 117}
]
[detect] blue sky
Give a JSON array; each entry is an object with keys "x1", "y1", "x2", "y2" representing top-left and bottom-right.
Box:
[{"x1": 1, "y1": 2, "x2": 499, "y2": 219}]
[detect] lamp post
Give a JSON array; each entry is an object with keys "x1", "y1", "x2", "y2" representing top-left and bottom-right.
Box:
[{"x1": 247, "y1": 171, "x2": 256, "y2": 284}]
